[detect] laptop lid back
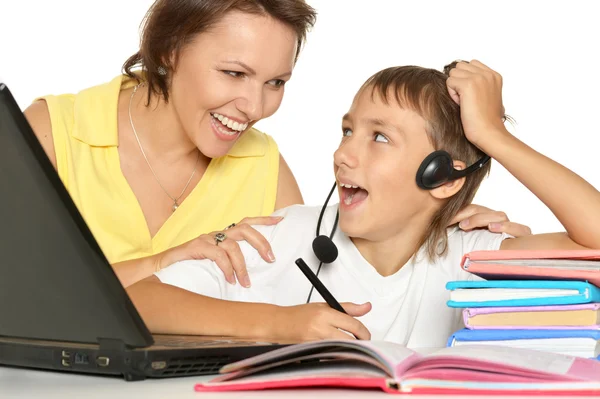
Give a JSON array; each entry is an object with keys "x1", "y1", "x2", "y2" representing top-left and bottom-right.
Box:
[{"x1": 0, "y1": 83, "x2": 152, "y2": 348}]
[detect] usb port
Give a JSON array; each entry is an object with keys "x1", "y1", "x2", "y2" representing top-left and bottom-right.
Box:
[
  {"x1": 96, "y1": 356, "x2": 110, "y2": 367},
  {"x1": 61, "y1": 358, "x2": 71, "y2": 367},
  {"x1": 61, "y1": 350, "x2": 71, "y2": 358}
]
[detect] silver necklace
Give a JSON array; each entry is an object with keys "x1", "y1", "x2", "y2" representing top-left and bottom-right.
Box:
[{"x1": 128, "y1": 83, "x2": 200, "y2": 212}]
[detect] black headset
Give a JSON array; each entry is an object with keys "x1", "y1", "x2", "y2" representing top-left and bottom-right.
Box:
[
  {"x1": 416, "y1": 151, "x2": 491, "y2": 190},
  {"x1": 305, "y1": 150, "x2": 490, "y2": 303}
]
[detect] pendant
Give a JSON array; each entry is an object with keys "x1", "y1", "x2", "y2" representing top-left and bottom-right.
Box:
[{"x1": 172, "y1": 201, "x2": 179, "y2": 212}]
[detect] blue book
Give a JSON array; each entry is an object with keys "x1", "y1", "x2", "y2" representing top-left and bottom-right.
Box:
[
  {"x1": 446, "y1": 280, "x2": 600, "y2": 308},
  {"x1": 447, "y1": 328, "x2": 600, "y2": 360}
]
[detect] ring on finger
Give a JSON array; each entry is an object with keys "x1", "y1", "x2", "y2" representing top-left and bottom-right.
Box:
[
  {"x1": 224, "y1": 223, "x2": 236, "y2": 230},
  {"x1": 214, "y1": 232, "x2": 226, "y2": 246}
]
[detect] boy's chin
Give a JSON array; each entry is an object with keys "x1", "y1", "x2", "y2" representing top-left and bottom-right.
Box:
[{"x1": 338, "y1": 219, "x2": 368, "y2": 240}]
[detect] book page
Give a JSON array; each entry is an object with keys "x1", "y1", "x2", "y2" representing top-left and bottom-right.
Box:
[
  {"x1": 358, "y1": 341, "x2": 421, "y2": 376},
  {"x1": 427, "y1": 345, "x2": 575, "y2": 375},
  {"x1": 203, "y1": 361, "x2": 387, "y2": 387},
  {"x1": 451, "y1": 288, "x2": 578, "y2": 302},
  {"x1": 220, "y1": 340, "x2": 417, "y2": 376},
  {"x1": 470, "y1": 309, "x2": 597, "y2": 326},
  {"x1": 213, "y1": 351, "x2": 390, "y2": 382},
  {"x1": 479, "y1": 259, "x2": 600, "y2": 269}
]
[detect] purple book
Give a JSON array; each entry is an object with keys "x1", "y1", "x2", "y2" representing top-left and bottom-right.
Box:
[{"x1": 463, "y1": 303, "x2": 600, "y2": 330}]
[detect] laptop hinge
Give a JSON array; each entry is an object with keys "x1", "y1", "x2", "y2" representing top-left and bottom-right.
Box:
[{"x1": 97, "y1": 338, "x2": 145, "y2": 381}]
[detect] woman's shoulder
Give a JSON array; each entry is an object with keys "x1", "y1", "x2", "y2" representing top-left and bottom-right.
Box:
[
  {"x1": 38, "y1": 75, "x2": 126, "y2": 147},
  {"x1": 35, "y1": 75, "x2": 124, "y2": 111}
]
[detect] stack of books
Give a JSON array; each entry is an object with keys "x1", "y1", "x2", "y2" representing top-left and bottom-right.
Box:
[{"x1": 445, "y1": 250, "x2": 600, "y2": 360}]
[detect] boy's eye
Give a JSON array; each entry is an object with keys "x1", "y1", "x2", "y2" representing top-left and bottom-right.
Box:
[
  {"x1": 342, "y1": 128, "x2": 353, "y2": 137},
  {"x1": 223, "y1": 70, "x2": 244, "y2": 78},
  {"x1": 374, "y1": 132, "x2": 389, "y2": 143}
]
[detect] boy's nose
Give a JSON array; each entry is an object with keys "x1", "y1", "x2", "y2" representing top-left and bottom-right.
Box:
[{"x1": 333, "y1": 139, "x2": 360, "y2": 169}]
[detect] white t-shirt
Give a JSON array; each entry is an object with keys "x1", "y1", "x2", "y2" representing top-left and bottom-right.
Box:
[{"x1": 156, "y1": 205, "x2": 509, "y2": 349}]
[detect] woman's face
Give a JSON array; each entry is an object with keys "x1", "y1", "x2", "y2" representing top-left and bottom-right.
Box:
[
  {"x1": 333, "y1": 87, "x2": 439, "y2": 242},
  {"x1": 169, "y1": 11, "x2": 298, "y2": 158}
]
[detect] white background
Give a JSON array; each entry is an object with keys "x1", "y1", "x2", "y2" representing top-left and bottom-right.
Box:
[{"x1": 1, "y1": 0, "x2": 599, "y2": 234}]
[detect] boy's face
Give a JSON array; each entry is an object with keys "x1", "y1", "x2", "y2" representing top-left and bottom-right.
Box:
[{"x1": 333, "y1": 87, "x2": 438, "y2": 241}]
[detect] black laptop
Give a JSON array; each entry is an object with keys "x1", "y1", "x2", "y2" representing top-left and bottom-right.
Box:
[{"x1": 0, "y1": 83, "x2": 284, "y2": 381}]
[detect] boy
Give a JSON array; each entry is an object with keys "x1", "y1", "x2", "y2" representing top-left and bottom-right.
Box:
[{"x1": 127, "y1": 60, "x2": 600, "y2": 348}]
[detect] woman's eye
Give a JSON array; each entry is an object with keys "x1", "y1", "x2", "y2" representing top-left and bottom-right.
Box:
[
  {"x1": 268, "y1": 79, "x2": 286, "y2": 88},
  {"x1": 342, "y1": 128, "x2": 353, "y2": 137},
  {"x1": 374, "y1": 132, "x2": 389, "y2": 143},
  {"x1": 223, "y1": 70, "x2": 244, "y2": 78}
]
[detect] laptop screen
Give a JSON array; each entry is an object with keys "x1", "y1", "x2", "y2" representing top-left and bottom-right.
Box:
[{"x1": 0, "y1": 84, "x2": 152, "y2": 347}]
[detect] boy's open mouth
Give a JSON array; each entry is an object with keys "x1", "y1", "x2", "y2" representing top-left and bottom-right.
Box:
[{"x1": 340, "y1": 183, "x2": 369, "y2": 206}]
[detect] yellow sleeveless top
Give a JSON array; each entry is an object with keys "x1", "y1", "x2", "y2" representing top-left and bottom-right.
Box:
[{"x1": 38, "y1": 75, "x2": 280, "y2": 264}]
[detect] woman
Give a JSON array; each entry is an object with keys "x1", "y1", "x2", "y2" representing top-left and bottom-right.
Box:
[
  {"x1": 23, "y1": 0, "x2": 316, "y2": 287},
  {"x1": 126, "y1": 60, "x2": 600, "y2": 347}
]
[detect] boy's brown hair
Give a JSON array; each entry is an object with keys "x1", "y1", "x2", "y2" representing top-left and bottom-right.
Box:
[{"x1": 360, "y1": 62, "x2": 504, "y2": 261}]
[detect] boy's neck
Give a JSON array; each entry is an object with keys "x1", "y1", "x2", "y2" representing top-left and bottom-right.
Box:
[{"x1": 350, "y1": 212, "x2": 434, "y2": 277}]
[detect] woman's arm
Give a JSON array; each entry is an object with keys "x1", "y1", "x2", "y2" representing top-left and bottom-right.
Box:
[
  {"x1": 447, "y1": 60, "x2": 600, "y2": 250},
  {"x1": 274, "y1": 154, "x2": 303, "y2": 210},
  {"x1": 24, "y1": 101, "x2": 57, "y2": 169}
]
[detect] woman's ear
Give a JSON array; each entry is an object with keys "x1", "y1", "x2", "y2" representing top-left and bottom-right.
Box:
[{"x1": 429, "y1": 160, "x2": 466, "y2": 200}]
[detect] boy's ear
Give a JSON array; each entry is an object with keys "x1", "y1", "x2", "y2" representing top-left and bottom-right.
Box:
[{"x1": 429, "y1": 160, "x2": 466, "y2": 200}]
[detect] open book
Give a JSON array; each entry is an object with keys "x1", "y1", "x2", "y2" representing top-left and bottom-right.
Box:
[{"x1": 194, "y1": 340, "x2": 600, "y2": 395}]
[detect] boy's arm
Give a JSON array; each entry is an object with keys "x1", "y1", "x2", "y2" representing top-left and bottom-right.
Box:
[
  {"x1": 447, "y1": 60, "x2": 600, "y2": 250},
  {"x1": 126, "y1": 275, "x2": 372, "y2": 340},
  {"x1": 126, "y1": 275, "x2": 278, "y2": 337}
]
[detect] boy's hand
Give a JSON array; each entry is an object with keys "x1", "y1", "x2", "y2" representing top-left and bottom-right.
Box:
[
  {"x1": 446, "y1": 60, "x2": 509, "y2": 149},
  {"x1": 272, "y1": 302, "x2": 372, "y2": 341},
  {"x1": 450, "y1": 204, "x2": 532, "y2": 237}
]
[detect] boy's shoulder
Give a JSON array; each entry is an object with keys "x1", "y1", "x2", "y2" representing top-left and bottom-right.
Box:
[
  {"x1": 428, "y1": 227, "x2": 512, "y2": 279},
  {"x1": 270, "y1": 204, "x2": 323, "y2": 219},
  {"x1": 447, "y1": 226, "x2": 512, "y2": 255},
  {"x1": 252, "y1": 204, "x2": 330, "y2": 242}
]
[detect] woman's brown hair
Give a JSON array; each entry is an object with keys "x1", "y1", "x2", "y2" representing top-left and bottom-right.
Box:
[
  {"x1": 123, "y1": 0, "x2": 317, "y2": 103},
  {"x1": 360, "y1": 62, "x2": 508, "y2": 261}
]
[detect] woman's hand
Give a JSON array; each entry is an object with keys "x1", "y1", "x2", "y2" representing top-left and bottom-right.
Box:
[
  {"x1": 156, "y1": 216, "x2": 284, "y2": 287},
  {"x1": 271, "y1": 302, "x2": 372, "y2": 342},
  {"x1": 450, "y1": 204, "x2": 532, "y2": 237}
]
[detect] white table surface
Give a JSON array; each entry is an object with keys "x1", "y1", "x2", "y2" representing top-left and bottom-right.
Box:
[{"x1": 0, "y1": 366, "x2": 588, "y2": 399}]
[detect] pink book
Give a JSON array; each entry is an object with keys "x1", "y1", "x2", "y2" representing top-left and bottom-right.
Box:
[
  {"x1": 461, "y1": 249, "x2": 600, "y2": 287},
  {"x1": 194, "y1": 340, "x2": 600, "y2": 395},
  {"x1": 464, "y1": 304, "x2": 600, "y2": 330}
]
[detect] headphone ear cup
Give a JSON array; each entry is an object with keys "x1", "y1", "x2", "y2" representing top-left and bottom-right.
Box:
[{"x1": 416, "y1": 150, "x2": 454, "y2": 190}]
